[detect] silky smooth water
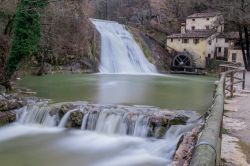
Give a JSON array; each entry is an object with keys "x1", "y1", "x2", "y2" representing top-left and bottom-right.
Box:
[
  {"x1": 91, "y1": 19, "x2": 157, "y2": 74},
  {"x1": 0, "y1": 103, "x2": 199, "y2": 166},
  {"x1": 17, "y1": 74, "x2": 216, "y2": 114},
  {"x1": 0, "y1": 124, "x2": 192, "y2": 166}
]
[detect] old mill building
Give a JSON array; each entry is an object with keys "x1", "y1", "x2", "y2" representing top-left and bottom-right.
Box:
[{"x1": 166, "y1": 12, "x2": 244, "y2": 71}]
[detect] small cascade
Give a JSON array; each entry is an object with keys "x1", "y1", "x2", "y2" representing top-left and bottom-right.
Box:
[
  {"x1": 59, "y1": 105, "x2": 193, "y2": 139},
  {"x1": 4, "y1": 103, "x2": 201, "y2": 165},
  {"x1": 17, "y1": 105, "x2": 56, "y2": 127},
  {"x1": 91, "y1": 19, "x2": 157, "y2": 74},
  {"x1": 79, "y1": 107, "x2": 162, "y2": 137},
  {"x1": 14, "y1": 103, "x2": 195, "y2": 139},
  {"x1": 58, "y1": 109, "x2": 77, "y2": 128}
]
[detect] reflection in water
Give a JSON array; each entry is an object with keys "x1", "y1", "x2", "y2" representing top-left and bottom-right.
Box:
[
  {"x1": 97, "y1": 75, "x2": 153, "y2": 105},
  {"x1": 17, "y1": 74, "x2": 216, "y2": 113}
]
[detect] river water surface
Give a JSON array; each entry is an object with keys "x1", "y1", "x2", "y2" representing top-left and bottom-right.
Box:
[
  {"x1": 0, "y1": 73, "x2": 216, "y2": 166},
  {"x1": 17, "y1": 74, "x2": 215, "y2": 114}
]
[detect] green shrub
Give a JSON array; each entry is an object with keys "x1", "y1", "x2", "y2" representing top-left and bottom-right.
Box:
[{"x1": 5, "y1": 0, "x2": 48, "y2": 80}]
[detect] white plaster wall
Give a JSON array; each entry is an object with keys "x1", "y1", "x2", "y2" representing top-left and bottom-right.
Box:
[
  {"x1": 186, "y1": 15, "x2": 224, "y2": 32},
  {"x1": 215, "y1": 38, "x2": 229, "y2": 57},
  {"x1": 166, "y1": 38, "x2": 207, "y2": 68},
  {"x1": 206, "y1": 36, "x2": 217, "y2": 58},
  {"x1": 228, "y1": 49, "x2": 245, "y2": 66},
  {"x1": 186, "y1": 17, "x2": 217, "y2": 30}
]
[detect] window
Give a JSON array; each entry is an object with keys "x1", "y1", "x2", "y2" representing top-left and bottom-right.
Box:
[
  {"x1": 192, "y1": 19, "x2": 195, "y2": 21},
  {"x1": 182, "y1": 38, "x2": 189, "y2": 43},
  {"x1": 208, "y1": 54, "x2": 211, "y2": 59},
  {"x1": 218, "y1": 47, "x2": 222, "y2": 52},
  {"x1": 171, "y1": 38, "x2": 174, "y2": 42},
  {"x1": 232, "y1": 53, "x2": 237, "y2": 62},
  {"x1": 206, "y1": 18, "x2": 210, "y2": 21},
  {"x1": 193, "y1": 39, "x2": 199, "y2": 44},
  {"x1": 208, "y1": 40, "x2": 212, "y2": 45},
  {"x1": 192, "y1": 26, "x2": 195, "y2": 30},
  {"x1": 225, "y1": 38, "x2": 229, "y2": 43},
  {"x1": 206, "y1": 26, "x2": 209, "y2": 30}
]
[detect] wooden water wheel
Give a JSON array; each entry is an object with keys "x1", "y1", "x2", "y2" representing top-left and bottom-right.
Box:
[{"x1": 172, "y1": 53, "x2": 193, "y2": 68}]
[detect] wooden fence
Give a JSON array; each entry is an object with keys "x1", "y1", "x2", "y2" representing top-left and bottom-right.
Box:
[{"x1": 190, "y1": 64, "x2": 246, "y2": 166}]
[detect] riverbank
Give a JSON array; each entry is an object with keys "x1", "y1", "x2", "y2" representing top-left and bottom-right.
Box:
[{"x1": 221, "y1": 72, "x2": 250, "y2": 166}]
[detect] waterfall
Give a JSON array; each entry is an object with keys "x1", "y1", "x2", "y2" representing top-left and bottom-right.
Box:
[
  {"x1": 80, "y1": 107, "x2": 156, "y2": 137},
  {"x1": 17, "y1": 105, "x2": 57, "y2": 127},
  {"x1": 58, "y1": 109, "x2": 77, "y2": 128},
  {"x1": 91, "y1": 19, "x2": 157, "y2": 74},
  {"x1": 4, "y1": 104, "x2": 199, "y2": 165},
  {"x1": 15, "y1": 104, "x2": 198, "y2": 139}
]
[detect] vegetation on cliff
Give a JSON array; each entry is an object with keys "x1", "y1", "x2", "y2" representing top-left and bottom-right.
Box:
[
  {"x1": 0, "y1": 0, "x2": 100, "y2": 89},
  {"x1": 4, "y1": 0, "x2": 48, "y2": 89}
]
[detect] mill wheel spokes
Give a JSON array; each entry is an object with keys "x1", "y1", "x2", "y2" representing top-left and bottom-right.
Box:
[{"x1": 173, "y1": 54, "x2": 192, "y2": 67}]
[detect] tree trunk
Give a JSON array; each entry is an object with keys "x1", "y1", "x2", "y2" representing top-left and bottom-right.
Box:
[
  {"x1": 0, "y1": 76, "x2": 12, "y2": 91},
  {"x1": 239, "y1": 25, "x2": 248, "y2": 69},
  {"x1": 4, "y1": 15, "x2": 15, "y2": 36},
  {"x1": 244, "y1": 25, "x2": 250, "y2": 71}
]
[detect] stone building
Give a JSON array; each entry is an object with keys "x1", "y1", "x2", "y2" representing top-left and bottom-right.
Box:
[{"x1": 166, "y1": 12, "x2": 244, "y2": 69}]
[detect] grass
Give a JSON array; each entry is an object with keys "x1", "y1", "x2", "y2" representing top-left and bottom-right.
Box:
[{"x1": 221, "y1": 127, "x2": 229, "y2": 134}]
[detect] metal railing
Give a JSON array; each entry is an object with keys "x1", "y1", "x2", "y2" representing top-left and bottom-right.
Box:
[{"x1": 190, "y1": 64, "x2": 246, "y2": 166}]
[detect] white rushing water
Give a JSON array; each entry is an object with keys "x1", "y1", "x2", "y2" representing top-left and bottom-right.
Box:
[
  {"x1": 91, "y1": 19, "x2": 157, "y2": 74},
  {"x1": 0, "y1": 105, "x2": 198, "y2": 166}
]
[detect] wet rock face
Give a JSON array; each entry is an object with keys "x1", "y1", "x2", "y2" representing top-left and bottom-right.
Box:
[
  {"x1": 0, "y1": 93, "x2": 42, "y2": 125},
  {"x1": 0, "y1": 111, "x2": 16, "y2": 125},
  {"x1": 0, "y1": 94, "x2": 26, "y2": 112},
  {"x1": 58, "y1": 104, "x2": 76, "y2": 119},
  {"x1": 57, "y1": 103, "x2": 191, "y2": 137},
  {"x1": 147, "y1": 114, "x2": 189, "y2": 138},
  {"x1": 173, "y1": 124, "x2": 203, "y2": 166},
  {"x1": 69, "y1": 110, "x2": 84, "y2": 128}
]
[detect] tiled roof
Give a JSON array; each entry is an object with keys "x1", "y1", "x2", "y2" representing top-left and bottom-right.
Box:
[
  {"x1": 217, "y1": 32, "x2": 239, "y2": 40},
  {"x1": 167, "y1": 30, "x2": 216, "y2": 39},
  {"x1": 187, "y1": 12, "x2": 221, "y2": 18}
]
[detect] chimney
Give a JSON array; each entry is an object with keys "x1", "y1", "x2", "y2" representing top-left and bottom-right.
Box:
[{"x1": 181, "y1": 23, "x2": 186, "y2": 34}]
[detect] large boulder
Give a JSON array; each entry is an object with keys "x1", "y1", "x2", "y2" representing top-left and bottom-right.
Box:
[{"x1": 70, "y1": 110, "x2": 84, "y2": 128}]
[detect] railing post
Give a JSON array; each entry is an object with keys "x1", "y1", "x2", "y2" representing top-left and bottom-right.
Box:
[
  {"x1": 230, "y1": 72, "x2": 234, "y2": 98},
  {"x1": 243, "y1": 70, "x2": 246, "y2": 90},
  {"x1": 223, "y1": 79, "x2": 226, "y2": 97}
]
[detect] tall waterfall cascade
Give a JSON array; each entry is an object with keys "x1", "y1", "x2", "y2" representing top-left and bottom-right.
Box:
[{"x1": 91, "y1": 19, "x2": 157, "y2": 74}]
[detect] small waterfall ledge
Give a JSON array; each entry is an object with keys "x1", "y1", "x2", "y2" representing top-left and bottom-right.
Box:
[
  {"x1": 91, "y1": 19, "x2": 157, "y2": 74},
  {"x1": 16, "y1": 102, "x2": 199, "y2": 138},
  {"x1": 3, "y1": 102, "x2": 203, "y2": 165}
]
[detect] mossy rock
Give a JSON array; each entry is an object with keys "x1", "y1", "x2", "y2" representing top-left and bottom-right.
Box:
[
  {"x1": 169, "y1": 115, "x2": 188, "y2": 126},
  {"x1": 58, "y1": 104, "x2": 75, "y2": 119},
  {"x1": 0, "y1": 101, "x2": 8, "y2": 112},
  {"x1": 0, "y1": 111, "x2": 16, "y2": 125},
  {"x1": 70, "y1": 110, "x2": 84, "y2": 128}
]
